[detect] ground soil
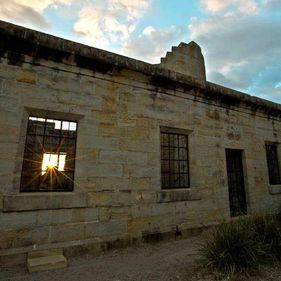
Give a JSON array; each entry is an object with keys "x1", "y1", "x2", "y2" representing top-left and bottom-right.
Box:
[{"x1": 1, "y1": 234, "x2": 281, "y2": 281}]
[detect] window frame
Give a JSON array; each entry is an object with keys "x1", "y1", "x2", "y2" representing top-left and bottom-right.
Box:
[
  {"x1": 20, "y1": 115, "x2": 78, "y2": 192},
  {"x1": 265, "y1": 142, "x2": 281, "y2": 186},
  {"x1": 160, "y1": 126, "x2": 191, "y2": 190}
]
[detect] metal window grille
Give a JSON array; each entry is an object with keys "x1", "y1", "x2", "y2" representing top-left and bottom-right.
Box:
[
  {"x1": 225, "y1": 149, "x2": 247, "y2": 217},
  {"x1": 161, "y1": 131, "x2": 189, "y2": 189},
  {"x1": 20, "y1": 116, "x2": 78, "y2": 192},
  {"x1": 265, "y1": 143, "x2": 281, "y2": 185}
]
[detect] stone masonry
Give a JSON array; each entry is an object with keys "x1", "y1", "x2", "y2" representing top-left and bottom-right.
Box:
[{"x1": 1, "y1": 20, "x2": 281, "y2": 267}]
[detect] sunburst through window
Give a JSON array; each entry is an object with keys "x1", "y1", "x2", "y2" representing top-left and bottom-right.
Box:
[
  {"x1": 41, "y1": 153, "x2": 67, "y2": 175},
  {"x1": 20, "y1": 116, "x2": 77, "y2": 192}
]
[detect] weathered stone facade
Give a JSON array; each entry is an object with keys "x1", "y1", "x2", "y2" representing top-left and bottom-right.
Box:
[{"x1": 1, "y1": 20, "x2": 281, "y2": 267}]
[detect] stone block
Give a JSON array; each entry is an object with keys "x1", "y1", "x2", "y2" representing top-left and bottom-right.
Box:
[
  {"x1": 77, "y1": 135, "x2": 119, "y2": 150},
  {"x1": 131, "y1": 190, "x2": 156, "y2": 203},
  {"x1": 0, "y1": 229, "x2": 18, "y2": 249},
  {"x1": 0, "y1": 160, "x2": 15, "y2": 175},
  {"x1": 90, "y1": 191, "x2": 131, "y2": 207},
  {"x1": 127, "y1": 165, "x2": 158, "y2": 178},
  {"x1": 0, "y1": 124, "x2": 20, "y2": 141},
  {"x1": 0, "y1": 226, "x2": 49, "y2": 249},
  {"x1": 16, "y1": 70, "x2": 37, "y2": 84},
  {"x1": 129, "y1": 178, "x2": 151, "y2": 190},
  {"x1": 156, "y1": 189, "x2": 201, "y2": 203},
  {"x1": 56, "y1": 91, "x2": 102, "y2": 109},
  {"x1": 126, "y1": 127, "x2": 150, "y2": 140},
  {"x1": 98, "y1": 206, "x2": 131, "y2": 222},
  {"x1": 27, "y1": 249, "x2": 67, "y2": 273},
  {"x1": 117, "y1": 117, "x2": 136, "y2": 127},
  {"x1": 99, "y1": 150, "x2": 127, "y2": 164},
  {"x1": 72, "y1": 208, "x2": 98, "y2": 222},
  {"x1": 85, "y1": 220, "x2": 127, "y2": 238},
  {"x1": 147, "y1": 152, "x2": 160, "y2": 165},
  {"x1": 87, "y1": 177, "x2": 130, "y2": 191},
  {"x1": 51, "y1": 223, "x2": 85, "y2": 243},
  {"x1": 0, "y1": 96, "x2": 19, "y2": 112},
  {"x1": 3, "y1": 192, "x2": 88, "y2": 212},
  {"x1": 127, "y1": 152, "x2": 148, "y2": 165},
  {"x1": 119, "y1": 139, "x2": 158, "y2": 153},
  {"x1": 37, "y1": 209, "x2": 73, "y2": 226},
  {"x1": 0, "y1": 64, "x2": 17, "y2": 79},
  {"x1": 0, "y1": 253, "x2": 27, "y2": 266},
  {"x1": 128, "y1": 214, "x2": 176, "y2": 235},
  {"x1": 132, "y1": 203, "x2": 174, "y2": 218},
  {"x1": 102, "y1": 94, "x2": 118, "y2": 112},
  {"x1": 12, "y1": 226, "x2": 50, "y2": 248},
  {"x1": 76, "y1": 164, "x2": 123, "y2": 177},
  {"x1": 0, "y1": 211, "x2": 37, "y2": 229}
]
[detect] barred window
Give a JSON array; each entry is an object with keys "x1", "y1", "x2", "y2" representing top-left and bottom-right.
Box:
[
  {"x1": 161, "y1": 129, "x2": 189, "y2": 189},
  {"x1": 20, "y1": 116, "x2": 77, "y2": 192},
  {"x1": 265, "y1": 143, "x2": 281, "y2": 185}
]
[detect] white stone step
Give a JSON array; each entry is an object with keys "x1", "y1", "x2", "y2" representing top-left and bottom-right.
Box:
[{"x1": 27, "y1": 249, "x2": 67, "y2": 273}]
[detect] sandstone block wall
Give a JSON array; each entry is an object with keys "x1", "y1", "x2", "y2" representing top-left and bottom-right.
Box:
[{"x1": 1, "y1": 21, "x2": 281, "y2": 265}]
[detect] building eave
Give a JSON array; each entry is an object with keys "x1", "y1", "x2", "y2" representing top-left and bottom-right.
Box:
[{"x1": 0, "y1": 20, "x2": 280, "y2": 117}]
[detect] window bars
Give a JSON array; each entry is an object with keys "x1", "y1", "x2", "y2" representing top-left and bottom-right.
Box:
[
  {"x1": 161, "y1": 131, "x2": 189, "y2": 189},
  {"x1": 20, "y1": 116, "x2": 77, "y2": 192}
]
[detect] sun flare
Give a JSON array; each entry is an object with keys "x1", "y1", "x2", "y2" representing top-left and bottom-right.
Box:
[{"x1": 41, "y1": 153, "x2": 66, "y2": 175}]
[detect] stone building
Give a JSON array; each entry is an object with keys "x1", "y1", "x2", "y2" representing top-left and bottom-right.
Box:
[{"x1": 1, "y1": 20, "x2": 281, "y2": 270}]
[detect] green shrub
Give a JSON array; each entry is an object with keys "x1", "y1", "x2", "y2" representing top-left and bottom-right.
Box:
[
  {"x1": 199, "y1": 219, "x2": 271, "y2": 275},
  {"x1": 251, "y1": 215, "x2": 281, "y2": 261}
]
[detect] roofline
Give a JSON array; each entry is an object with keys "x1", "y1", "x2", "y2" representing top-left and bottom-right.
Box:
[{"x1": 0, "y1": 20, "x2": 281, "y2": 117}]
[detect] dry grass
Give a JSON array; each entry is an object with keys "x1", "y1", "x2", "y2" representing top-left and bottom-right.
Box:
[{"x1": 179, "y1": 263, "x2": 281, "y2": 281}]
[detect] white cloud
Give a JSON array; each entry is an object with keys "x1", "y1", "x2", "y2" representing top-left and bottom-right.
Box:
[
  {"x1": 16, "y1": 0, "x2": 74, "y2": 13},
  {"x1": 109, "y1": 0, "x2": 150, "y2": 20},
  {"x1": 0, "y1": 0, "x2": 49, "y2": 29},
  {"x1": 202, "y1": 0, "x2": 236, "y2": 12},
  {"x1": 262, "y1": 0, "x2": 281, "y2": 9},
  {"x1": 121, "y1": 25, "x2": 186, "y2": 63},
  {"x1": 201, "y1": 0, "x2": 259, "y2": 15},
  {"x1": 0, "y1": 0, "x2": 75, "y2": 30},
  {"x1": 189, "y1": 14, "x2": 281, "y2": 100},
  {"x1": 238, "y1": 0, "x2": 259, "y2": 14},
  {"x1": 73, "y1": 0, "x2": 150, "y2": 50}
]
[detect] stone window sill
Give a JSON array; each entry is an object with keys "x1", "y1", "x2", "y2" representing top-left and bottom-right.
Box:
[
  {"x1": 268, "y1": 185, "x2": 281, "y2": 195},
  {"x1": 3, "y1": 192, "x2": 89, "y2": 212},
  {"x1": 156, "y1": 189, "x2": 201, "y2": 203}
]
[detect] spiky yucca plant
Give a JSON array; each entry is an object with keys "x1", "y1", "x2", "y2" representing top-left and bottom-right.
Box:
[{"x1": 200, "y1": 219, "x2": 271, "y2": 275}]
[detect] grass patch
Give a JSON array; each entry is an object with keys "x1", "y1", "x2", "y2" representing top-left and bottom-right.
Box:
[
  {"x1": 199, "y1": 218, "x2": 271, "y2": 275},
  {"x1": 199, "y1": 213, "x2": 281, "y2": 278},
  {"x1": 251, "y1": 214, "x2": 281, "y2": 261}
]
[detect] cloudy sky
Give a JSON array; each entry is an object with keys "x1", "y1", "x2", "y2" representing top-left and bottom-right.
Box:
[{"x1": 0, "y1": 0, "x2": 281, "y2": 102}]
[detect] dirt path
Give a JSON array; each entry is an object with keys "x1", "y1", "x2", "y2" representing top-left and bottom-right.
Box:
[{"x1": 0, "y1": 236, "x2": 201, "y2": 281}]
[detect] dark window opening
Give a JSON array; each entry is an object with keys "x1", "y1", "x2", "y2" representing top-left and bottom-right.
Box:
[
  {"x1": 266, "y1": 143, "x2": 281, "y2": 185},
  {"x1": 225, "y1": 149, "x2": 247, "y2": 217},
  {"x1": 161, "y1": 131, "x2": 189, "y2": 189},
  {"x1": 20, "y1": 116, "x2": 77, "y2": 192}
]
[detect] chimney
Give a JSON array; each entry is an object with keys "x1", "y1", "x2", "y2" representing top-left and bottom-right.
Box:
[{"x1": 159, "y1": 41, "x2": 206, "y2": 81}]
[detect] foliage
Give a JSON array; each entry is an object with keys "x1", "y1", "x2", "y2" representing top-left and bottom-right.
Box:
[
  {"x1": 251, "y1": 214, "x2": 281, "y2": 261},
  {"x1": 199, "y1": 218, "x2": 272, "y2": 275}
]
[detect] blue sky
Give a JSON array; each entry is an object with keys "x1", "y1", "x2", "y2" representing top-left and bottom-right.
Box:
[{"x1": 0, "y1": 0, "x2": 281, "y2": 103}]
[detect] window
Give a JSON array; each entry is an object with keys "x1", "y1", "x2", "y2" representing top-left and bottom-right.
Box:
[
  {"x1": 20, "y1": 116, "x2": 77, "y2": 192},
  {"x1": 160, "y1": 128, "x2": 189, "y2": 189},
  {"x1": 265, "y1": 143, "x2": 281, "y2": 185}
]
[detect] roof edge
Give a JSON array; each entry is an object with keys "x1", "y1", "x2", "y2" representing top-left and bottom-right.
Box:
[{"x1": 0, "y1": 20, "x2": 281, "y2": 116}]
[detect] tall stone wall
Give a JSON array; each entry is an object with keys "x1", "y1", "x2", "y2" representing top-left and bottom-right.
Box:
[{"x1": 1, "y1": 22, "x2": 281, "y2": 265}]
